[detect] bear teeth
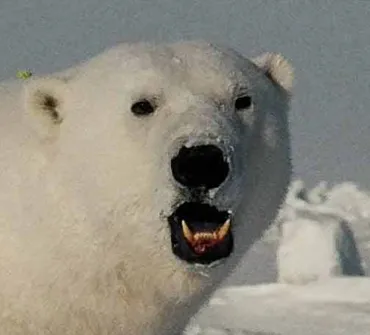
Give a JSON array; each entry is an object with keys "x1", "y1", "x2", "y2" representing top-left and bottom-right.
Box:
[
  {"x1": 193, "y1": 232, "x2": 217, "y2": 241},
  {"x1": 181, "y1": 219, "x2": 231, "y2": 244},
  {"x1": 217, "y1": 218, "x2": 231, "y2": 240},
  {"x1": 181, "y1": 220, "x2": 194, "y2": 242}
]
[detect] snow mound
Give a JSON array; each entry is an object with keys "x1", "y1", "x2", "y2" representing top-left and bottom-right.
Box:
[
  {"x1": 277, "y1": 192, "x2": 365, "y2": 283},
  {"x1": 274, "y1": 180, "x2": 370, "y2": 277},
  {"x1": 187, "y1": 278, "x2": 370, "y2": 335}
]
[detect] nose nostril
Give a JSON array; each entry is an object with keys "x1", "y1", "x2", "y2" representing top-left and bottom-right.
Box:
[{"x1": 171, "y1": 144, "x2": 230, "y2": 189}]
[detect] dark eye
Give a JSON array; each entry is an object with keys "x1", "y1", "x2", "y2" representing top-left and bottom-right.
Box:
[
  {"x1": 131, "y1": 99, "x2": 156, "y2": 116},
  {"x1": 235, "y1": 96, "x2": 252, "y2": 111}
]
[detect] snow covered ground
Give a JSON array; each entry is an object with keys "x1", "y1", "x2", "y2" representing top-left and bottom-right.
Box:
[{"x1": 185, "y1": 180, "x2": 370, "y2": 334}]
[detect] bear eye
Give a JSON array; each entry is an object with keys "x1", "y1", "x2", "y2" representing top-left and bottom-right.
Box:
[
  {"x1": 235, "y1": 95, "x2": 252, "y2": 111},
  {"x1": 131, "y1": 99, "x2": 156, "y2": 116}
]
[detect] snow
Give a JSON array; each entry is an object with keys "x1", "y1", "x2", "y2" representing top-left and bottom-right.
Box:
[
  {"x1": 187, "y1": 278, "x2": 370, "y2": 335},
  {"x1": 185, "y1": 180, "x2": 370, "y2": 334},
  {"x1": 277, "y1": 183, "x2": 365, "y2": 283}
]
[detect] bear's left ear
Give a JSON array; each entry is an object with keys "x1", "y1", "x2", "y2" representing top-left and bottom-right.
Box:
[
  {"x1": 252, "y1": 53, "x2": 294, "y2": 93},
  {"x1": 24, "y1": 77, "x2": 69, "y2": 139}
]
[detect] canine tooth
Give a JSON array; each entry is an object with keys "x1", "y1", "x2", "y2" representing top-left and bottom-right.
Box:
[
  {"x1": 217, "y1": 219, "x2": 231, "y2": 240},
  {"x1": 181, "y1": 220, "x2": 194, "y2": 242}
]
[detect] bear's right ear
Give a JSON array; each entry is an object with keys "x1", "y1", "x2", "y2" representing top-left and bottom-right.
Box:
[
  {"x1": 24, "y1": 77, "x2": 69, "y2": 139},
  {"x1": 252, "y1": 53, "x2": 294, "y2": 94}
]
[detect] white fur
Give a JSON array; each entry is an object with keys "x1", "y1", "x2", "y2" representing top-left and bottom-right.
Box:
[{"x1": 0, "y1": 41, "x2": 293, "y2": 334}]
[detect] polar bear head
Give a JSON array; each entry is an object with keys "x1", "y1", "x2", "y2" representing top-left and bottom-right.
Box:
[{"x1": 25, "y1": 41, "x2": 293, "y2": 282}]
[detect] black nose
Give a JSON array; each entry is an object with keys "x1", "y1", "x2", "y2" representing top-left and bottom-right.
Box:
[{"x1": 171, "y1": 144, "x2": 229, "y2": 189}]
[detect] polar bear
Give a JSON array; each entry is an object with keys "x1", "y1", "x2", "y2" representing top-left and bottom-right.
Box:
[{"x1": 0, "y1": 41, "x2": 293, "y2": 334}]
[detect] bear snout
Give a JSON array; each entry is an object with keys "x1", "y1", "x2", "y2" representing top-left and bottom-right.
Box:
[{"x1": 170, "y1": 144, "x2": 229, "y2": 189}]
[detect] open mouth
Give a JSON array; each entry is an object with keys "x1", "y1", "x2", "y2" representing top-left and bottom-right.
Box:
[{"x1": 168, "y1": 202, "x2": 233, "y2": 264}]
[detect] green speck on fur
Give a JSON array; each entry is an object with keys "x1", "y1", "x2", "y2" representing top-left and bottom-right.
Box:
[{"x1": 16, "y1": 70, "x2": 33, "y2": 80}]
